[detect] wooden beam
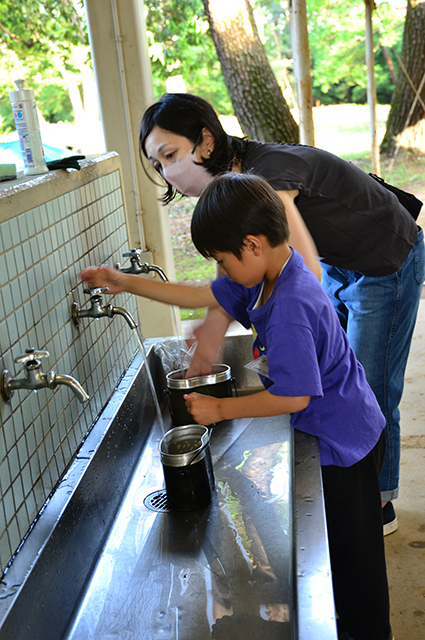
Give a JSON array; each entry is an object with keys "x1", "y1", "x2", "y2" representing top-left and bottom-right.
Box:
[{"x1": 365, "y1": 0, "x2": 381, "y2": 174}]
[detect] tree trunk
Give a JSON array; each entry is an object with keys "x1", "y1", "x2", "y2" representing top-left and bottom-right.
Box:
[
  {"x1": 202, "y1": 0, "x2": 299, "y2": 144},
  {"x1": 381, "y1": 0, "x2": 425, "y2": 155}
]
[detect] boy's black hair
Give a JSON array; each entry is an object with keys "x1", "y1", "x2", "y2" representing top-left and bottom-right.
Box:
[
  {"x1": 139, "y1": 93, "x2": 247, "y2": 204},
  {"x1": 191, "y1": 173, "x2": 290, "y2": 260}
]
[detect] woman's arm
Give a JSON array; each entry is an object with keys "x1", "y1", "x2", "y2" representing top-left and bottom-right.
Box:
[
  {"x1": 184, "y1": 389, "x2": 310, "y2": 425},
  {"x1": 79, "y1": 265, "x2": 218, "y2": 309},
  {"x1": 277, "y1": 190, "x2": 321, "y2": 279}
]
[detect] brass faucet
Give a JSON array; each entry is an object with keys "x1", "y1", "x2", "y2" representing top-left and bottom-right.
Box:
[{"x1": 1, "y1": 348, "x2": 89, "y2": 403}]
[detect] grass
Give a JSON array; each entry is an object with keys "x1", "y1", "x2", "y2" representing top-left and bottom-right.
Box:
[
  {"x1": 168, "y1": 197, "x2": 215, "y2": 320},
  {"x1": 168, "y1": 104, "x2": 425, "y2": 321},
  {"x1": 341, "y1": 150, "x2": 425, "y2": 193}
]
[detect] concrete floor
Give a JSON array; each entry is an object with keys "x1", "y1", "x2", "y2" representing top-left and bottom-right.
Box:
[
  {"x1": 386, "y1": 298, "x2": 425, "y2": 640},
  {"x1": 385, "y1": 197, "x2": 425, "y2": 640}
]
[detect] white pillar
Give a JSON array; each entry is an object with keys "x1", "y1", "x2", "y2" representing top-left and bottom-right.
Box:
[
  {"x1": 84, "y1": 0, "x2": 178, "y2": 338},
  {"x1": 365, "y1": 0, "x2": 380, "y2": 175},
  {"x1": 291, "y1": 0, "x2": 315, "y2": 146}
]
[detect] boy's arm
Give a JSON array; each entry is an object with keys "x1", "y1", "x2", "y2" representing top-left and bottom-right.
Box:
[
  {"x1": 277, "y1": 190, "x2": 321, "y2": 280},
  {"x1": 79, "y1": 265, "x2": 217, "y2": 309},
  {"x1": 186, "y1": 306, "x2": 233, "y2": 377},
  {"x1": 184, "y1": 389, "x2": 310, "y2": 425}
]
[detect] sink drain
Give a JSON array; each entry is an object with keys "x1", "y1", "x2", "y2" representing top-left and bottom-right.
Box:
[{"x1": 143, "y1": 489, "x2": 171, "y2": 512}]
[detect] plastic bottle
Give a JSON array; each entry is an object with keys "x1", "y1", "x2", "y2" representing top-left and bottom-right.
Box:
[{"x1": 9, "y1": 79, "x2": 48, "y2": 176}]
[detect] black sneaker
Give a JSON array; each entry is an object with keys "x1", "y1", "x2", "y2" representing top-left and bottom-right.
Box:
[{"x1": 383, "y1": 501, "x2": 398, "y2": 536}]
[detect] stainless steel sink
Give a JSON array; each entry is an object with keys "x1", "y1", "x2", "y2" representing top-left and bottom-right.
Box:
[{"x1": 0, "y1": 335, "x2": 337, "y2": 640}]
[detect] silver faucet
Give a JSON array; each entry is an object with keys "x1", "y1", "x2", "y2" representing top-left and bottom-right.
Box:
[
  {"x1": 72, "y1": 287, "x2": 138, "y2": 330},
  {"x1": 1, "y1": 348, "x2": 89, "y2": 403},
  {"x1": 117, "y1": 249, "x2": 169, "y2": 282}
]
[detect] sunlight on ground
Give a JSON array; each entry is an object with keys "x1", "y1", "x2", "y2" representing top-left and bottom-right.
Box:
[
  {"x1": 313, "y1": 104, "x2": 390, "y2": 156},
  {"x1": 220, "y1": 104, "x2": 391, "y2": 157}
]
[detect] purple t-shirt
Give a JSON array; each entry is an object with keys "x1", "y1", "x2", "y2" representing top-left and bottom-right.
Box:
[{"x1": 211, "y1": 250, "x2": 385, "y2": 467}]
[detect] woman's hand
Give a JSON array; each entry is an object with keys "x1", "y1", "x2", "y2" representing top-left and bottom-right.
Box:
[
  {"x1": 79, "y1": 265, "x2": 127, "y2": 294},
  {"x1": 184, "y1": 392, "x2": 224, "y2": 425}
]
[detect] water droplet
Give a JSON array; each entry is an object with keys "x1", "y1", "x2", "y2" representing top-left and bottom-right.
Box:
[
  {"x1": 409, "y1": 540, "x2": 425, "y2": 548},
  {"x1": 158, "y1": 624, "x2": 171, "y2": 635}
]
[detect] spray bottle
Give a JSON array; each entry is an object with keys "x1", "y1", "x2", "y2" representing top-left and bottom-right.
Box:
[{"x1": 9, "y1": 79, "x2": 48, "y2": 176}]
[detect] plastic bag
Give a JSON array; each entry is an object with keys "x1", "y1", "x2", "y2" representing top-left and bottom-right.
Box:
[{"x1": 154, "y1": 338, "x2": 197, "y2": 375}]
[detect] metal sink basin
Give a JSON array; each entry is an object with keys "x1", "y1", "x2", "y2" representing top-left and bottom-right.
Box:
[{"x1": 0, "y1": 334, "x2": 336, "y2": 640}]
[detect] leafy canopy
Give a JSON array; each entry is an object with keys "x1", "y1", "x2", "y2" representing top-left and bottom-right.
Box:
[
  {"x1": 0, "y1": 0, "x2": 87, "y2": 133},
  {"x1": 0, "y1": 0, "x2": 406, "y2": 137}
]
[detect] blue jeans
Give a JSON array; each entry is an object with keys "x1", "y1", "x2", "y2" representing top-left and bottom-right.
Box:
[{"x1": 321, "y1": 227, "x2": 425, "y2": 500}]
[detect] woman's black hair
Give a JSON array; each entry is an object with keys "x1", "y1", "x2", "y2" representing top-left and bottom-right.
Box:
[
  {"x1": 139, "y1": 93, "x2": 247, "y2": 204},
  {"x1": 191, "y1": 173, "x2": 290, "y2": 260}
]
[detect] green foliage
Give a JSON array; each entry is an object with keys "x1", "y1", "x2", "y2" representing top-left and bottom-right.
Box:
[
  {"x1": 253, "y1": 0, "x2": 405, "y2": 106},
  {"x1": 0, "y1": 0, "x2": 87, "y2": 135},
  {"x1": 38, "y1": 84, "x2": 74, "y2": 124},
  {"x1": 0, "y1": 0, "x2": 408, "y2": 140},
  {"x1": 144, "y1": 0, "x2": 232, "y2": 114},
  {"x1": 306, "y1": 0, "x2": 404, "y2": 105},
  {"x1": 0, "y1": 0, "x2": 87, "y2": 53}
]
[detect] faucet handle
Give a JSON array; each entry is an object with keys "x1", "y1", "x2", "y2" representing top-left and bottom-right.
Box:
[
  {"x1": 15, "y1": 348, "x2": 49, "y2": 365},
  {"x1": 83, "y1": 286, "x2": 109, "y2": 297},
  {"x1": 122, "y1": 248, "x2": 142, "y2": 258}
]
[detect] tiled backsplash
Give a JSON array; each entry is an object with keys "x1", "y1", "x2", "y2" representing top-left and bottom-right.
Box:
[{"x1": 0, "y1": 165, "x2": 139, "y2": 573}]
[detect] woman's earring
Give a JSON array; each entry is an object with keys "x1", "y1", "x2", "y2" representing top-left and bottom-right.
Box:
[{"x1": 207, "y1": 149, "x2": 211, "y2": 156}]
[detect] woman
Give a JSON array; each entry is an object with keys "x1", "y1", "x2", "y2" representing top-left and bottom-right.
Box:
[{"x1": 140, "y1": 92, "x2": 425, "y2": 532}]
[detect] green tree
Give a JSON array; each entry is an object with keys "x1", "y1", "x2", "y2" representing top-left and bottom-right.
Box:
[
  {"x1": 144, "y1": 0, "x2": 232, "y2": 114},
  {"x1": 246, "y1": 0, "x2": 404, "y2": 107},
  {"x1": 202, "y1": 0, "x2": 299, "y2": 142},
  {"x1": 381, "y1": 0, "x2": 425, "y2": 154},
  {"x1": 307, "y1": 0, "x2": 404, "y2": 105},
  {"x1": 0, "y1": 0, "x2": 89, "y2": 134}
]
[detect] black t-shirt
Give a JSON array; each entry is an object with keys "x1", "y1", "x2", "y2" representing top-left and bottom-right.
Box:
[{"x1": 243, "y1": 141, "x2": 418, "y2": 276}]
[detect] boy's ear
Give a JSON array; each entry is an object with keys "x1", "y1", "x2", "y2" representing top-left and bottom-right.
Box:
[{"x1": 243, "y1": 235, "x2": 262, "y2": 255}]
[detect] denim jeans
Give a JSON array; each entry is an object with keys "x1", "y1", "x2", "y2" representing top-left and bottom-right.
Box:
[{"x1": 321, "y1": 227, "x2": 425, "y2": 500}]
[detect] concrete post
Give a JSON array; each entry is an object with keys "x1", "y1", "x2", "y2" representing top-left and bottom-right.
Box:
[{"x1": 84, "y1": 0, "x2": 179, "y2": 338}]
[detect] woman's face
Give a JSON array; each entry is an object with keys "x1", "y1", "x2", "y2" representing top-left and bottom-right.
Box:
[
  {"x1": 144, "y1": 125, "x2": 215, "y2": 197},
  {"x1": 144, "y1": 125, "x2": 213, "y2": 176}
]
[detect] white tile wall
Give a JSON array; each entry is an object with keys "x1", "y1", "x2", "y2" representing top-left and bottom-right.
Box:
[{"x1": 0, "y1": 169, "x2": 139, "y2": 573}]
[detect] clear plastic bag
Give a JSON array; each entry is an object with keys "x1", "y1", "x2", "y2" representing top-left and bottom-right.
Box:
[{"x1": 154, "y1": 338, "x2": 197, "y2": 375}]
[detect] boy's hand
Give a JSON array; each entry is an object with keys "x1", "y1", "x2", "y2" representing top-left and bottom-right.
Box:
[
  {"x1": 79, "y1": 265, "x2": 127, "y2": 295},
  {"x1": 184, "y1": 392, "x2": 224, "y2": 425},
  {"x1": 184, "y1": 307, "x2": 231, "y2": 377},
  {"x1": 185, "y1": 349, "x2": 213, "y2": 378}
]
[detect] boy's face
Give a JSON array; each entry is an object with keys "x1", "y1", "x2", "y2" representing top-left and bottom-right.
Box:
[{"x1": 213, "y1": 243, "x2": 265, "y2": 288}]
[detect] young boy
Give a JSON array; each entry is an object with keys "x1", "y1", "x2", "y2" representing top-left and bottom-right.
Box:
[{"x1": 80, "y1": 173, "x2": 393, "y2": 640}]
